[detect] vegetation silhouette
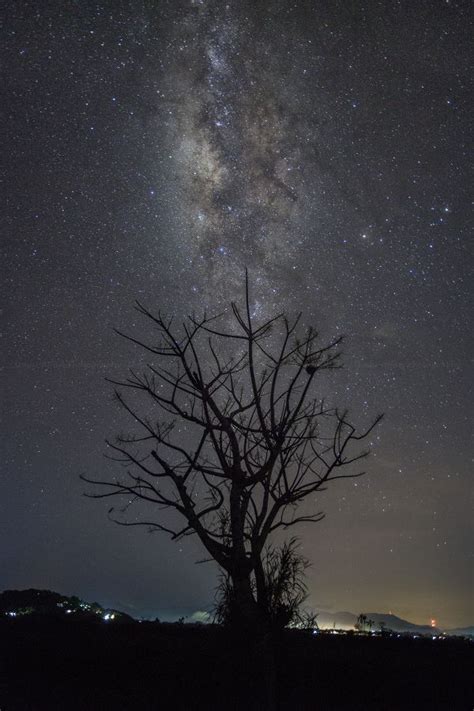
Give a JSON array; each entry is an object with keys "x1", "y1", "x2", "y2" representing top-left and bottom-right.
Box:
[{"x1": 214, "y1": 537, "x2": 318, "y2": 631}]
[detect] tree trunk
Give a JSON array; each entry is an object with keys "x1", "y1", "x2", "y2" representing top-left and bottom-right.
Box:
[
  {"x1": 229, "y1": 572, "x2": 277, "y2": 711},
  {"x1": 231, "y1": 573, "x2": 259, "y2": 628},
  {"x1": 254, "y1": 553, "x2": 269, "y2": 616}
]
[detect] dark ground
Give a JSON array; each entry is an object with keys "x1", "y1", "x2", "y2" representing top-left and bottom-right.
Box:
[{"x1": 0, "y1": 618, "x2": 472, "y2": 710}]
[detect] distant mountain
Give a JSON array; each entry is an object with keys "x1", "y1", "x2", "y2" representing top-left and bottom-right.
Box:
[
  {"x1": 444, "y1": 626, "x2": 474, "y2": 638},
  {"x1": 316, "y1": 610, "x2": 440, "y2": 635},
  {"x1": 365, "y1": 613, "x2": 438, "y2": 635},
  {"x1": 0, "y1": 589, "x2": 132, "y2": 622},
  {"x1": 2, "y1": 590, "x2": 471, "y2": 637}
]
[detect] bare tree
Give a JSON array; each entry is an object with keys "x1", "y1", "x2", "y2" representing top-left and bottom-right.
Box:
[{"x1": 83, "y1": 274, "x2": 382, "y2": 634}]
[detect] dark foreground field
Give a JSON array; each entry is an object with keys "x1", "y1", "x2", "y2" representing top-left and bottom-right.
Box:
[{"x1": 0, "y1": 618, "x2": 472, "y2": 710}]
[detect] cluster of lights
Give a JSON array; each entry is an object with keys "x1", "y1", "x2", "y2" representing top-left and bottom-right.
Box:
[
  {"x1": 4, "y1": 605, "x2": 118, "y2": 622},
  {"x1": 4, "y1": 609, "x2": 33, "y2": 617},
  {"x1": 308, "y1": 627, "x2": 460, "y2": 643}
]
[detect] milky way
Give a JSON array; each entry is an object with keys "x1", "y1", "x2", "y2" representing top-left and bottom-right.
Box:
[
  {"x1": 2, "y1": 0, "x2": 472, "y2": 627},
  {"x1": 159, "y1": 2, "x2": 313, "y2": 307}
]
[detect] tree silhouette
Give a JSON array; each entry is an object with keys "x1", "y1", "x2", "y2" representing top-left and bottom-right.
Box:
[
  {"x1": 83, "y1": 274, "x2": 382, "y2": 635},
  {"x1": 214, "y1": 537, "x2": 318, "y2": 631},
  {"x1": 356, "y1": 613, "x2": 368, "y2": 632}
]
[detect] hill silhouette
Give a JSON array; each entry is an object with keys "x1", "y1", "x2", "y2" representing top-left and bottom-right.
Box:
[
  {"x1": 316, "y1": 609, "x2": 441, "y2": 635},
  {"x1": 0, "y1": 588, "x2": 132, "y2": 622},
  {"x1": 2, "y1": 589, "x2": 472, "y2": 639}
]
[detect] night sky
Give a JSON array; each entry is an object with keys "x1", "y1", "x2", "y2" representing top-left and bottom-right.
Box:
[{"x1": 2, "y1": 0, "x2": 472, "y2": 629}]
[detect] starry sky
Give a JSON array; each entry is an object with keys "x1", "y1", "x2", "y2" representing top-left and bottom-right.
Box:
[{"x1": 2, "y1": 0, "x2": 472, "y2": 628}]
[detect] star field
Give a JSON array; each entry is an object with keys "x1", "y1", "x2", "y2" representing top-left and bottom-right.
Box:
[{"x1": 1, "y1": 0, "x2": 472, "y2": 627}]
